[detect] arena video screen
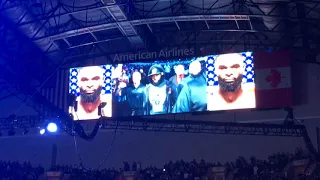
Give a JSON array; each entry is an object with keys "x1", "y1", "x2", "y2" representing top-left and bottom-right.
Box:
[
  {"x1": 69, "y1": 65, "x2": 113, "y2": 120},
  {"x1": 68, "y1": 52, "x2": 255, "y2": 120},
  {"x1": 206, "y1": 52, "x2": 256, "y2": 111}
]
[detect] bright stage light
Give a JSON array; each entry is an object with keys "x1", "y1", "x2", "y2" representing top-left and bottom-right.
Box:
[
  {"x1": 39, "y1": 128, "x2": 45, "y2": 135},
  {"x1": 47, "y1": 122, "x2": 58, "y2": 133}
]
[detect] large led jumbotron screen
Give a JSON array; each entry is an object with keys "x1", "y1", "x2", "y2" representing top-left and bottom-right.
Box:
[{"x1": 69, "y1": 52, "x2": 255, "y2": 120}]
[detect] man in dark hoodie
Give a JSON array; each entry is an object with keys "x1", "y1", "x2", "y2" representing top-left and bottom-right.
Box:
[
  {"x1": 127, "y1": 71, "x2": 146, "y2": 116},
  {"x1": 172, "y1": 60, "x2": 207, "y2": 113},
  {"x1": 143, "y1": 64, "x2": 177, "y2": 115}
]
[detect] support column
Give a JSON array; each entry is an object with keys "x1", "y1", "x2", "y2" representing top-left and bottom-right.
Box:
[
  {"x1": 51, "y1": 144, "x2": 58, "y2": 168},
  {"x1": 279, "y1": 2, "x2": 293, "y2": 49},
  {"x1": 297, "y1": 3, "x2": 313, "y2": 62},
  {"x1": 316, "y1": 127, "x2": 320, "y2": 152}
]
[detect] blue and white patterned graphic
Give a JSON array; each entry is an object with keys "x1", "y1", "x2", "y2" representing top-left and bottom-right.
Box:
[
  {"x1": 69, "y1": 65, "x2": 112, "y2": 96},
  {"x1": 206, "y1": 52, "x2": 254, "y2": 86}
]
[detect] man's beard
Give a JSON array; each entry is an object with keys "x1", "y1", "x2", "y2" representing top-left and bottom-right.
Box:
[
  {"x1": 80, "y1": 86, "x2": 102, "y2": 103},
  {"x1": 150, "y1": 75, "x2": 164, "y2": 86},
  {"x1": 218, "y1": 75, "x2": 242, "y2": 92}
]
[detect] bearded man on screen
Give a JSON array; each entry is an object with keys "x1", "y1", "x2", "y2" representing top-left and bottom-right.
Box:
[
  {"x1": 207, "y1": 53, "x2": 256, "y2": 111},
  {"x1": 70, "y1": 66, "x2": 112, "y2": 120}
]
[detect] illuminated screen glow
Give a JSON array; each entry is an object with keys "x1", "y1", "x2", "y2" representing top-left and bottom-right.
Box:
[{"x1": 68, "y1": 52, "x2": 255, "y2": 120}]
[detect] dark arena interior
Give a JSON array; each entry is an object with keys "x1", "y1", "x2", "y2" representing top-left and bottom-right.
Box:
[{"x1": 0, "y1": 0, "x2": 320, "y2": 179}]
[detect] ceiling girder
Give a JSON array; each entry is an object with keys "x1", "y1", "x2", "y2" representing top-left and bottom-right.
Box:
[
  {"x1": 101, "y1": 0, "x2": 146, "y2": 49},
  {"x1": 44, "y1": 15, "x2": 252, "y2": 41},
  {"x1": 40, "y1": 13, "x2": 320, "y2": 43}
]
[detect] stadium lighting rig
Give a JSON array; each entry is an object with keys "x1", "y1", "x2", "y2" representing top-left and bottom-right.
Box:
[
  {"x1": 2, "y1": 106, "x2": 320, "y2": 161},
  {"x1": 0, "y1": 96, "x2": 308, "y2": 141},
  {"x1": 39, "y1": 122, "x2": 58, "y2": 135},
  {"x1": 0, "y1": 114, "x2": 35, "y2": 136},
  {"x1": 0, "y1": 114, "x2": 60, "y2": 136},
  {"x1": 35, "y1": 113, "x2": 101, "y2": 141},
  {"x1": 0, "y1": 111, "x2": 100, "y2": 140},
  {"x1": 99, "y1": 115, "x2": 307, "y2": 137},
  {"x1": 0, "y1": 94, "x2": 103, "y2": 139}
]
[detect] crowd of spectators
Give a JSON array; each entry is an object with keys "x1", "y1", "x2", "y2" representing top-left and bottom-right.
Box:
[
  {"x1": 0, "y1": 149, "x2": 319, "y2": 180},
  {"x1": 0, "y1": 161, "x2": 44, "y2": 180}
]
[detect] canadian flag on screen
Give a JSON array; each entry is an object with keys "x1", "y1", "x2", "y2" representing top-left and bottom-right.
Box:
[{"x1": 254, "y1": 50, "x2": 293, "y2": 108}]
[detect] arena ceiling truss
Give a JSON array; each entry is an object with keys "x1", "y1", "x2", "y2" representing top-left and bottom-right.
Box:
[{"x1": 1, "y1": 0, "x2": 320, "y2": 66}]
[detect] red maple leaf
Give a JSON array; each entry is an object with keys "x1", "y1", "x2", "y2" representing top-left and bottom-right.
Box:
[{"x1": 265, "y1": 69, "x2": 282, "y2": 88}]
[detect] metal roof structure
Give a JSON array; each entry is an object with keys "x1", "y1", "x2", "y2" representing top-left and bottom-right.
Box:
[
  {"x1": 0, "y1": 0, "x2": 320, "y2": 129},
  {"x1": 1, "y1": 0, "x2": 320, "y2": 67}
]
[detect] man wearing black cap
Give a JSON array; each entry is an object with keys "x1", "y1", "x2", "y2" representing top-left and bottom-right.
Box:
[{"x1": 143, "y1": 64, "x2": 177, "y2": 115}]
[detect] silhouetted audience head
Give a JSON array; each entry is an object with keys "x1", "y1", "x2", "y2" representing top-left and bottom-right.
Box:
[{"x1": 0, "y1": 148, "x2": 318, "y2": 180}]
